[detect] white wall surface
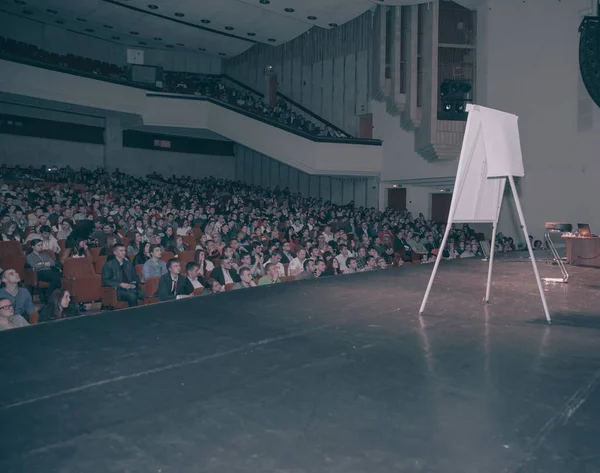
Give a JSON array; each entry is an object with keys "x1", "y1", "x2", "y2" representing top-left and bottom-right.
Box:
[
  {"x1": 0, "y1": 134, "x2": 236, "y2": 180},
  {"x1": 0, "y1": 13, "x2": 222, "y2": 74}
]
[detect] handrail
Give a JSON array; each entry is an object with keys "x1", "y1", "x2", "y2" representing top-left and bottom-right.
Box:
[
  {"x1": 146, "y1": 93, "x2": 382, "y2": 146},
  {"x1": 221, "y1": 75, "x2": 265, "y2": 98},
  {"x1": 0, "y1": 53, "x2": 381, "y2": 145},
  {"x1": 275, "y1": 91, "x2": 352, "y2": 138}
]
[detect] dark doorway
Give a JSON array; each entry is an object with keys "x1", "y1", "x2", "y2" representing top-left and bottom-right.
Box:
[
  {"x1": 431, "y1": 193, "x2": 452, "y2": 223},
  {"x1": 387, "y1": 188, "x2": 406, "y2": 211},
  {"x1": 359, "y1": 114, "x2": 373, "y2": 139}
]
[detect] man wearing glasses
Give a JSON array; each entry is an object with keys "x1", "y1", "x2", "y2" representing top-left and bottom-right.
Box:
[
  {"x1": 0, "y1": 269, "x2": 39, "y2": 324},
  {"x1": 0, "y1": 297, "x2": 29, "y2": 330}
]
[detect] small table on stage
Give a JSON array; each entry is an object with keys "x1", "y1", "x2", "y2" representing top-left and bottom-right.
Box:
[{"x1": 562, "y1": 235, "x2": 600, "y2": 267}]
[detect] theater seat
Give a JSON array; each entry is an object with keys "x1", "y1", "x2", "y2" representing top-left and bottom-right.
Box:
[
  {"x1": 61, "y1": 258, "x2": 102, "y2": 303},
  {"x1": 224, "y1": 283, "x2": 235, "y2": 291},
  {"x1": 93, "y1": 255, "x2": 108, "y2": 274},
  {"x1": 161, "y1": 251, "x2": 175, "y2": 262},
  {"x1": 177, "y1": 251, "x2": 195, "y2": 267},
  {"x1": 142, "y1": 276, "x2": 161, "y2": 304},
  {"x1": 182, "y1": 236, "x2": 196, "y2": 248},
  {"x1": 102, "y1": 287, "x2": 130, "y2": 310}
]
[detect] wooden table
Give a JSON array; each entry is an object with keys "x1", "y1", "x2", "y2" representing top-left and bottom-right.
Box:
[{"x1": 562, "y1": 235, "x2": 600, "y2": 267}]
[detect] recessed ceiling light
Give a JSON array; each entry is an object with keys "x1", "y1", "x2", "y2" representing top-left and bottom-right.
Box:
[
  {"x1": 46, "y1": 8, "x2": 57, "y2": 14},
  {"x1": 224, "y1": 26, "x2": 234, "y2": 30},
  {"x1": 247, "y1": 32, "x2": 256, "y2": 36},
  {"x1": 201, "y1": 19, "x2": 210, "y2": 24},
  {"x1": 139, "y1": 41, "x2": 147, "y2": 45},
  {"x1": 147, "y1": 4, "x2": 158, "y2": 9},
  {"x1": 103, "y1": 24, "x2": 113, "y2": 29},
  {"x1": 76, "y1": 17, "x2": 86, "y2": 22},
  {"x1": 268, "y1": 38, "x2": 276, "y2": 42},
  {"x1": 112, "y1": 36, "x2": 120, "y2": 40},
  {"x1": 328, "y1": 23, "x2": 338, "y2": 27},
  {"x1": 166, "y1": 44, "x2": 174, "y2": 48},
  {"x1": 259, "y1": 0, "x2": 270, "y2": 4},
  {"x1": 22, "y1": 9, "x2": 33, "y2": 14},
  {"x1": 55, "y1": 19, "x2": 64, "y2": 24},
  {"x1": 85, "y1": 28, "x2": 94, "y2": 32},
  {"x1": 153, "y1": 37, "x2": 162, "y2": 41},
  {"x1": 219, "y1": 52, "x2": 226, "y2": 56},
  {"x1": 307, "y1": 15, "x2": 317, "y2": 20},
  {"x1": 174, "y1": 12, "x2": 184, "y2": 17},
  {"x1": 284, "y1": 8, "x2": 295, "y2": 12},
  {"x1": 176, "y1": 42, "x2": 184, "y2": 46},
  {"x1": 130, "y1": 31, "x2": 139, "y2": 35},
  {"x1": 199, "y1": 47, "x2": 206, "y2": 51},
  {"x1": 14, "y1": 0, "x2": 26, "y2": 4}
]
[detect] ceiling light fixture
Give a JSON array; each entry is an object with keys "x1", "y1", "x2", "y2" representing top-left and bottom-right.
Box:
[
  {"x1": 176, "y1": 42, "x2": 184, "y2": 46},
  {"x1": 199, "y1": 47, "x2": 206, "y2": 51},
  {"x1": 307, "y1": 15, "x2": 317, "y2": 20},
  {"x1": 219, "y1": 52, "x2": 226, "y2": 56},
  {"x1": 329, "y1": 23, "x2": 338, "y2": 27},
  {"x1": 139, "y1": 41, "x2": 147, "y2": 45},
  {"x1": 284, "y1": 8, "x2": 295, "y2": 12},
  {"x1": 147, "y1": 4, "x2": 158, "y2": 9},
  {"x1": 268, "y1": 38, "x2": 276, "y2": 42},
  {"x1": 259, "y1": 0, "x2": 270, "y2": 4},
  {"x1": 174, "y1": 12, "x2": 184, "y2": 17},
  {"x1": 22, "y1": 9, "x2": 33, "y2": 14},
  {"x1": 225, "y1": 26, "x2": 234, "y2": 30},
  {"x1": 154, "y1": 37, "x2": 162, "y2": 41},
  {"x1": 130, "y1": 31, "x2": 139, "y2": 35},
  {"x1": 166, "y1": 44, "x2": 174, "y2": 48},
  {"x1": 201, "y1": 19, "x2": 210, "y2": 23},
  {"x1": 14, "y1": 0, "x2": 26, "y2": 4},
  {"x1": 46, "y1": 9, "x2": 57, "y2": 14},
  {"x1": 103, "y1": 24, "x2": 113, "y2": 29},
  {"x1": 55, "y1": 19, "x2": 64, "y2": 24},
  {"x1": 85, "y1": 28, "x2": 94, "y2": 32},
  {"x1": 76, "y1": 17, "x2": 86, "y2": 22},
  {"x1": 112, "y1": 36, "x2": 121, "y2": 40},
  {"x1": 247, "y1": 32, "x2": 256, "y2": 36}
]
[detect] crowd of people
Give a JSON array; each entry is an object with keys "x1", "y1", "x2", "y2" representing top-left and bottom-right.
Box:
[
  {"x1": 0, "y1": 36, "x2": 349, "y2": 139},
  {"x1": 0, "y1": 164, "x2": 517, "y2": 331}
]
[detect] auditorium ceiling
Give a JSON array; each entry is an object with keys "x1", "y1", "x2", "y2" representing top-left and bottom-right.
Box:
[{"x1": 0, "y1": 0, "x2": 392, "y2": 57}]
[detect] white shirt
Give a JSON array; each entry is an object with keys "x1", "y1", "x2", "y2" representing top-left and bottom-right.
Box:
[
  {"x1": 288, "y1": 257, "x2": 305, "y2": 276},
  {"x1": 222, "y1": 268, "x2": 234, "y2": 285},
  {"x1": 267, "y1": 260, "x2": 286, "y2": 277},
  {"x1": 188, "y1": 277, "x2": 203, "y2": 289},
  {"x1": 336, "y1": 254, "x2": 349, "y2": 271},
  {"x1": 176, "y1": 226, "x2": 192, "y2": 236}
]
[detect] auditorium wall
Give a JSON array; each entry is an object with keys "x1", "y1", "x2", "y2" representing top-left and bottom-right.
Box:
[
  {"x1": 0, "y1": 13, "x2": 222, "y2": 74},
  {"x1": 234, "y1": 145, "x2": 379, "y2": 209},
  {"x1": 0, "y1": 134, "x2": 235, "y2": 180},
  {"x1": 225, "y1": 12, "x2": 373, "y2": 137}
]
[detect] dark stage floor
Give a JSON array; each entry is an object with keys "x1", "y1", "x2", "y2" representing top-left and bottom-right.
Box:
[{"x1": 2, "y1": 254, "x2": 600, "y2": 473}]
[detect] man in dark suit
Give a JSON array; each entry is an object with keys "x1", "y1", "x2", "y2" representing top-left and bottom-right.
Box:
[
  {"x1": 210, "y1": 257, "x2": 241, "y2": 287},
  {"x1": 157, "y1": 258, "x2": 194, "y2": 301},
  {"x1": 101, "y1": 243, "x2": 144, "y2": 306}
]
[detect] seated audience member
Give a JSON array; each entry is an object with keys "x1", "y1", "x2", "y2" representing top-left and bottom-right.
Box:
[
  {"x1": 266, "y1": 250, "x2": 286, "y2": 277},
  {"x1": 343, "y1": 257, "x2": 358, "y2": 274},
  {"x1": 258, "y1": 262, "x2": 281, "y2": 285},
  {"x1": 169, "y1": 235, "x2": 188, "y2": 254},
  {"x1": 185, "y1": 262, "x2": 208, "y2": 290},
  {"x1": 39, "y1": 289, "x2": 79, "y2": 323},
  {"x1": 288, "y1": 248, "x2": 307, "y2": 276},
  {"x1": 27, "y1": 225, "x2": 61, "y2": 254},
  {"x1": 364, "y1": 255, "x2": 377, "y2": 271},
  {"x1": 127, "y1": 232, "x2": 143, "y2": 256},
  {"x1": 141, "y1": 244, "x2": 168, "y2": 282},
  {"x1": 324, "y1": 257, "x2": 342, "y2": 276},
  {"x1": 134, "y1": 242, "x2": 152, "y2": 265},
  {"x1": 26, "y1": 239, "x2": 62, "y2": 296},
  {"x1": 99, "y1": 234, "x2": 117, "y2": 256},
  {"x1": 376, "y1": 257, "x2": 388, "y2": 270},
  {"x1": 314, "y1": 259, "x2": 327, "y2": 277},
  {"x1": 296, "y1": 259, "x2": 317, "y2": 280},
  {"x1": 194, "y1": 249, "x2": 215, "y2": 275},
  {"x1": 2, "y1": 222, "x2": 22, "y2": 242},
  {"x1": 0, "y1": 297, "x2": 29, "y2": 330},
  {"x1": 211, "y1": 257, "x2": 241, "y2": 286},
  {"x1": 62, "y1": 238, "x2": 92, "y2": 262},
  {"x1": 101, "y1": 243, "x2": 144, "y2": 307},
  {"x1": 56, "y1": 220, "x2": 73, "y2": 241},
  {"x1": 0, "y1": 269, "x2": 39, "y2": 323},
  {"x1": 202, "y1": 278, "x2": 224, "y2": 295},
  {"x1": 157, "y1": 258, "x2": 194, "y2": 301},
  {"x1": 232, "y1": 266, "x2": 257, "y2": 290}
]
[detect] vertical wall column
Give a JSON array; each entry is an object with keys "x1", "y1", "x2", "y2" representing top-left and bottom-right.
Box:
[{"x1": 103, "y1": 116, "x2": 123, "y2": 170}]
